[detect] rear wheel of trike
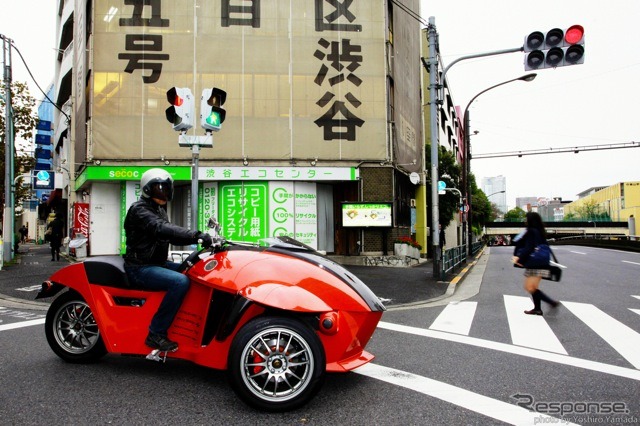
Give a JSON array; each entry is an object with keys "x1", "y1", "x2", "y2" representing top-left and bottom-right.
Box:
[
  {"x1": 227, "y1": 316, "x2": 326, "y2": 412},
  {"x1": 45, "y1": 291, "x2": 107, "y2": 363}
]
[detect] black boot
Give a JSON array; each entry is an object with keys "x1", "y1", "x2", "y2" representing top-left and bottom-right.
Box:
[
  {"x1": 525, "y1": 290, "x2": 544, "y2": 315},
  {"x1": 145, "y1": 332, "x2": 178, "y2": 352},
  {"x1": 538, "y1": 290, "x2": 559, "y2": 307}
]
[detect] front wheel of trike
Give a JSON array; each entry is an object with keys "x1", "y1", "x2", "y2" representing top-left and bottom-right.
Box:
[{"x1": 227, "y1": 316, "x2": 325, "y2": 412}]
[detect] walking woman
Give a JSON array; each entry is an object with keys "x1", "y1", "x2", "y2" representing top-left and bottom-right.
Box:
[{"x1": 512, "y1": 212, "x2": 559, "y2": 315}]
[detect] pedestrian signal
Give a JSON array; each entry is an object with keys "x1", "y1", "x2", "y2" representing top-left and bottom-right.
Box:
[{"x1": 200, "y1": 88, "x2": 227, "y2": 132}]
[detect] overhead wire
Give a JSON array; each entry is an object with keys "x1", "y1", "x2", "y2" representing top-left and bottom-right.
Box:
[
  {"x1": 389, "y1": 0, "x2": 428, "y2": 27},
  {"x1": 5, "y1": 38, "x2": 70, "y2": 123}
]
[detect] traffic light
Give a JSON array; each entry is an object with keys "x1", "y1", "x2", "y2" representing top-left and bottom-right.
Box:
[
  {"x1": 524, "y1": 25, "x2": 585, "y2": 70},
  {"x1": 200, "y1": 88, "x2": 227, "y2": 132},
  {"x1": 165, "y1": 87, "x2": 195, "y2": 131}
]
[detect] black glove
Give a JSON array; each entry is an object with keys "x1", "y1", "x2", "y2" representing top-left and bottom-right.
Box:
[{"x1": 197, "y1": 232, "x2": 213, "y2": 248}]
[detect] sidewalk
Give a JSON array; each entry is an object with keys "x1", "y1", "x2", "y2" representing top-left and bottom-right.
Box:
[
  {"x1": 0, "y1": 242, "x2": 71, "y2": 310},
  {"x1": 0, "y1": 243, "x2": 472, "y2": 311}
]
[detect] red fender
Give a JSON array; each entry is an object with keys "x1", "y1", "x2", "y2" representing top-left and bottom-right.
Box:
[{"x1": 239, "y1": 283, "x2": 332, "y2": 312}]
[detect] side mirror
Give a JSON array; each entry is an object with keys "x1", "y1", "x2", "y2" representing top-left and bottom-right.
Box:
[{"x1": 207, "y1": 217, "x2": 222, "y2": 238}]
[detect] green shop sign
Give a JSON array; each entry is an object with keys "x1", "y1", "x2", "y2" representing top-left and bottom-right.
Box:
[{"x1": 76, "y1": 166, "x2": 191, "y2": 189}]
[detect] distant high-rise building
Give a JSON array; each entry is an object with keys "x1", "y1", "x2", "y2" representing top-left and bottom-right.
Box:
[
  {"x1": 516, "y1": 197, "x2": 538, "y2": 211},
  {"x1": 482, "y1": 176, "x2": 507, "y2": 214}
]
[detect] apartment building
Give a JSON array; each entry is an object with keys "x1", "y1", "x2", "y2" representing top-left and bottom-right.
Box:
[{"x1": 51, "y1": 0, "x2": 424, "y2": 256}]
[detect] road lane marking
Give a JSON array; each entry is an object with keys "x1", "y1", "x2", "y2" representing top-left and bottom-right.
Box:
[
  {"x1": 0, "y1": 318, "x2": 45, "y2": 331},
  {"x1": 355, "y1": 363, "x2": 578, "y2": 425},
  {"x1": 504, "y1": 295, "x2": 567, "y2": 355},
  {"x1": 429, "y1": 301, "x2": 477, "y2": 335},
  {"x1": 377, "y1": 321, "x2": 640, "y2": 381},
  {"x1": 570, "y1": 251, "x2": 586, "y2": 255},
  {"x1": 622, "y1": 261, "x2": 640, "y2": 266},
  {"x1": 630, "y1": 309, "x2": 640, "y2": 317},
  {"x1": 562, "y1": 301, "x2": 640, "y2": 369},
  {"x1": 16, "y1": 285, "x2": 43, "y2": 292}
]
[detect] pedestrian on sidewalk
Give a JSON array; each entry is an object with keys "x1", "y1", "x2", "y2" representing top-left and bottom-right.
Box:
[
  {"x1": 19, "y1": 225, "x2": 28, "y2": 243},
  {"x1": 47, "y1": 214, "x2": 64, "y2": 261},
  {"x1": 512, "y1": 212, "x2": 559, "y2": 316}
]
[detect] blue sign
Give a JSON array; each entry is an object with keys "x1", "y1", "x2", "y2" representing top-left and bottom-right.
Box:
[
  {"x1": 35, "y1": 134, "x2": 52, "y2": 145},
  {"x1": 36, "y1": 120, "x2": 52, "y2": 131},
  {"x1": 35, "y1": 147, "x2": 52, "y2": 159},
  {"x1": 438, "y1": 180, "x2": 446, "y2": 191},
  {"x1": 34, "y1": 170, "x2": 54, "y2": 190}
]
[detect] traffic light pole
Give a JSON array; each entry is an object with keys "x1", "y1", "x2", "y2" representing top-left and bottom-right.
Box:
[
  {"x1": 190, "y1": 144, "x2": 199, "y2": 232},
  {"x1": 2, "y1": 34, "x2": 14, "y2": 263},
  {"x1": 178, "y1": 134, "x2": 213, "y2": 231},
  {"x1": 423, "y1": 18, "x2": 525, "y2": 272}
]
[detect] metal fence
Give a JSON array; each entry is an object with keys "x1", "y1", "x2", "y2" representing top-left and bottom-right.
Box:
[
  {"x1": 440, "y1": 241, "x2": 486, "y2": 280},
  {"x1": 441, "y1": 244, "x2": 467, "y2": 280}
]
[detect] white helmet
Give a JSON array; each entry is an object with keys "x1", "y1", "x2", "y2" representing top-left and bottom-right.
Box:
[{"x1": 141, "y1": 168, "x2": 174, "y2": 201}]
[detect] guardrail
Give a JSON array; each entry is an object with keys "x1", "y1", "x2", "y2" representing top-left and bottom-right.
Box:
[
  {"x1": 551, "y1": 235, "x2": 640, "y2": 253},
  {"x1": 441, "y1": 244, "x2": 467, "y2": 280}
]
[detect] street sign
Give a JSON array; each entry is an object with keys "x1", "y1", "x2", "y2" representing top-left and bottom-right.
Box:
[
  {"x1": 438, "y1": 180, "x2": 446, "y2": 191},
  {"x1": 33, "y1": 170, "x2": 54, "y2": 190}
]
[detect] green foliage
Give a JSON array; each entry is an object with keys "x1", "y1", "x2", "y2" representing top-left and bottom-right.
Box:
[
  {"x1": 0, "y1": 81, "x2": 38, "y2": 210},
  {"x1": 504, "y1": 206, "x2": 527, "y2": 221},
  {"x1": 426, "y1": 143, "x2": 461, "y2": 230},
  {"x1": 571, "y1": 199, "x2": 611, "y2": 221}
]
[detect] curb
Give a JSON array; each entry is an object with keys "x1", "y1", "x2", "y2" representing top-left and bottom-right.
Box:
[
  {"x1": 0, "y1": 293, "x2": 49, "y2": 311},
  {"x1": 385, "y1": 247, "x2": 485, "y2": 311}
]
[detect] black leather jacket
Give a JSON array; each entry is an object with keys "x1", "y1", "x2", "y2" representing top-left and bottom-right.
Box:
[{"x1": 124, "y1": 197, "x2": 200, "y2": 266}]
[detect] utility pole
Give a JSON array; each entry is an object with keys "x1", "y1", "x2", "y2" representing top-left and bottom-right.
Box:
[
  {"x1": 422, "y1": 19, "x2": 523, "y2": 273},
  {"x1": 2, "y1": 34, "x2": 14, "y2": 263},
  {"x1": 427, "y1": 17, "x2": 441, "y2": 277}
]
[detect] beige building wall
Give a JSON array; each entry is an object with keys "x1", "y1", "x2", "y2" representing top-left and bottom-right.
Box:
[
  {"x1": 91, "y1": 0, "x2": 388, "y2": 163},
  {"x1": 564, "y1": 182, "x2": 640, "y2": 221}
]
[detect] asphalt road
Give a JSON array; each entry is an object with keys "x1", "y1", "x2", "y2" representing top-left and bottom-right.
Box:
[{"x1": 2, "y1": 245, "x2": 639, "y2": 424}]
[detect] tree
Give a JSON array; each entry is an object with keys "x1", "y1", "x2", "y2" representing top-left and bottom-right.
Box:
[
  {"x1": 0, "y1": 81, "x2": 37, "y2": 212},
  {"x1": 425, "y1": 143, "x2": 462, "y2": 230},
  {"x1": 504, "y1": 206, "x2": 527, "y2": 221},
  {"x1": 468, "y1": 172, "x2": 494, "y2": 233},
  {"x1": 572, "y1": 199, "x2": 610, "y2": 221}
]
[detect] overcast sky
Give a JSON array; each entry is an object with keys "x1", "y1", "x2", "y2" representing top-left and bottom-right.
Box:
[
  {"x1": 419, "y1": 0, "x2": 640, "y2": 208},
  {"x1": 2, "y1": 1, "x2": 638, "y2": 209}
]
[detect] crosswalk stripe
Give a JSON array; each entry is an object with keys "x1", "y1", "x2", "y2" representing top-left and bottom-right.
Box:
[
  {"x1": 630, "y1": 309, "x2": 640, "y2": 317},
  {"x1": 354, "y1": 363, "x2": 577, "y2": 425},
  {"x1": 429, "y1": 301, "x2": 477, "y2": 335},
  {"x1": 0, "y1": 318, "x2": 45, "y2": 331},
  {"x1": 562, "y1": 301, "x2": 640, "y2": 369},
  {"x1": 504, "y1": 295, "x2": 567, "y2": 355},
  {"x1": 378, "y1": 321, "x2": 640, "y2": 382}
]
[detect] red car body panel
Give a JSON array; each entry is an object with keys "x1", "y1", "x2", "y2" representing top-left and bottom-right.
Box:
[{"x1": 46, "y1": 245, "x2": 384, "y2": 372}]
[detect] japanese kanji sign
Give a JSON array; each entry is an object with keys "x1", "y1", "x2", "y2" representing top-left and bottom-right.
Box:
[{"x1": 92, "y1": 0, "x2": 386, "y2": 161}]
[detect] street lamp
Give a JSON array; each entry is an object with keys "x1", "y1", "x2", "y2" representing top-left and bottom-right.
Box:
[
  {"x1": 486, "y1": 190, "x2": 506, "y2": 199},
  {"x1": 463, "y1": 73, "x2": 537, "y2": 255}
]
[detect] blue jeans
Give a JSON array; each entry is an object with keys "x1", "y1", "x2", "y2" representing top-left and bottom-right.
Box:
[{"x1": 125, "y1": 262, "x2": 190, "y2": 336}]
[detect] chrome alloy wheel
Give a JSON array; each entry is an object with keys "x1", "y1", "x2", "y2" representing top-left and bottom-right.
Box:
[
  {"x1": 240, "y1": 327, "x2": 314, "y2": 402},
  {"x1": 52, "y1": 300, "x2": 101, "y2": 354}
]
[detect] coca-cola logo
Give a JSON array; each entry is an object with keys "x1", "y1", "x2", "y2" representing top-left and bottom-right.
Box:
[{"x1": 75, "y1": 203, "x2": 90, "y2": 238}]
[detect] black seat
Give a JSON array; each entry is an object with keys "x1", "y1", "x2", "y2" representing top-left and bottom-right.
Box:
[{"x1": 84, "y1": 256, "x2": 131, "y2": 289}]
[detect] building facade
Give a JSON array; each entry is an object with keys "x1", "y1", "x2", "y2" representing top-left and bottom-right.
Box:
[
  {"x1": 482, "y1": 175, "x2": 507, "y2": 214},
  {"x1": 52, "y1": 0, "x2": 423, "y2": 256},
  {"x1": 564, "y1": 182, "x2": 640, "y2": 222}
]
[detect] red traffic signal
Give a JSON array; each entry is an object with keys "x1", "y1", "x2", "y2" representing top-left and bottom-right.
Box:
[
  {"x1": 524, "y1": 25, "x2": 585, "y2": 70},
  {"x1": 165, "y1": 87, "x2": 195, "y2": 132}
]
